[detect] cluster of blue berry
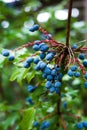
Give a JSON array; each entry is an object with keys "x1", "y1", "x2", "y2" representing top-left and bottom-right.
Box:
[
  {"x1": 33, "y1": 121, "x2": 50, "y2": 130},
  {"x1": 68, "y1": 45, "x2": 87, "y2": 89},
  {"x1": 23, "y1": 37, "x2": 62, "y2": 94},
  {"x1": 2, "y1": 49, "x2": 15, "y2": 61},
  {"x1": 77, "y1": 121, "x2": 87, "y2": 129}
]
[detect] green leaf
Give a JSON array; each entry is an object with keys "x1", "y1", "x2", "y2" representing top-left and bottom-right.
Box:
[
  {"x1": 0, "y1": 103, "x2": 7, "y2": 111},
  {"x1": 3, "y1": 113, "x2": 20, "y2": 130},
  {"x1": 26, "y1": 70, "x2": 36, "y2": 83},
  {"x1": 19, "y1": 108, "x2": 36, "y2": 130},
  {"x1": 0, "y1": 54, "x2": 6, "y2": 68},
  {"x1": 10, "y1": 68, "x2": 22, "y2": 81},
  {"x1": 10, "y1": 67, "x2": 29, "y2": 82}
]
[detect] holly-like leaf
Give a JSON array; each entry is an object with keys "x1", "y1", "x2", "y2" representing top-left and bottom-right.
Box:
[
  {"x1": 10, "y1": 67, "x2": 29, "y2": 82},
  {"x1": 19, "y1": 107, "x2": 36, "y2": 130},
  {"x1": 26, "y1": 70, "x2": 36, "y2": 83}
]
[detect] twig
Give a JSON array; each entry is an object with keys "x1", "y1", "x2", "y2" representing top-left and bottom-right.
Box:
[
  {"x1": 66, "y1": 0, "x2": 73, "y2": 47},
  {"x1": 75, "y1": 58, "x2": 86, "y2": 74},
  {"x1": 61, "y1": 115, "x2": 67, "y2": 130},
  {"x1": 39, "y1": 111, "x2": 57, "y2": 122}
]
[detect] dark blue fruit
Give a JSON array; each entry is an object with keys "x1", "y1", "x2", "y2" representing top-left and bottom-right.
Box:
[
  {"x1": 23, "y1": 62, "x2": 30, "y2": 68},
  {"x1": 33, "y1": 44, "x2": 39, "y2": 51},
  {"x1": 40, "y1": 44, "x2": 49, "y2": 52},
  {"x1": 50, "y1": 87, "x2": 55, "y2": 93},
  {"x1": 43, "y1": 67, "x2": 51, "y2": 75},
  {"x1": 74, "y1": 72, "x2": 80, "y2": 77},
  {"x1": 47, "y1": 75, "x2": 53, "y2": 81},
  {"x1": 34, "y1": 57, "x2": 40, "y2": 64},
  {"x1": 51, "y1": 69, "x2": 56, "y2": 76},
  {"x1": 33, "y1": 121, "x2": 39, "y2": 127},
  {"x1": 70, "y1": 65, "x2": 77, "y2": 71},
  {"x1": 28, "y1": 85, "x2": 36, "y2": 92},
  {"x1": 82, "y1": 122, "x2": 87, "y2": 128},
  {"x1": 83, "y1": 61, "x2": 87, "y2": 67},
  {"x1": 2, "y1": 49, "x2": 9, "y2": 57},
  {"x1": 40, "y1": 53, "x2": 46, "y2": 59},
  {"x1": 8, "y1": 55, "x2": 15, "y2": 61},
  {"x1": 26, "y1": 57, "x2": 33, "y2": 63},
  {"x1": 85, "y1": 73, "x2": 87, "y2": 79},
  {"x1": 41, "y1": 121, "x2": 50, "y2": 129},
  {"x1": 46, "y1": 53, "x2": 54, "y2": 61},
  {"x1": 29, "y1": 24, "x2": 39, "y2": 32},
  {"x1": 84, "y1": 82, "x2": 87, "y2": 89},
  {"x1": 67, "y1": 70, "x2": 73, "y2": 77},
  {"x1": 79, "y1": 53, "x2": 85, "y2": 60},
  {"x1": 76, "y1": 122, "x2": 83, "y2": 129},
  {"x1": 71, "y1": 44, "x2": 78, "y2": 49},
  {"x1": 26, "y1": 97, "x2": 34, "y2": 105},
  {"x1": 55, "y1": 81, "x2": 61, "y2": 88},
  {"x1": 39, "y1": 62, "x2": 46, "y2": 70},
  {"x1": 46, "y1": 81, "x2": 52, "y2": 89}
]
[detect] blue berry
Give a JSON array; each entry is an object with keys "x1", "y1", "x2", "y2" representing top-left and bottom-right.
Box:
[
  {"x1": 42, "y1": 73, "x2": 47, "y2": 79},
  {"x1": 34, "y1": 40, "x2": 40, "y2": 44},
  {"x1": 56, "y1": 88, "x2": 60, "y2": 94},
  {"x1": 29, "y1": 24, "x2": 39, "y2": 32},
  {"x1": 39, "y1": 62, "x2": 46, "y2": 70},
  {"x1": 33, "y1": 44, "x2": 39, "y2": 51},
  {"x1": 40, "y1": 53, "x2": 46, "y2": 59},
  {"x1": 82, "y1": 122, "x2": 87, "y2": 128},
  {"x1": 71, "y1": 44, "x2": 78, "y2": 49},
  {"x1": 46, "y1": 53, "x2": 54, "y2": 61},
  {"x1": 39, "y1": 43, "x2": 45, "y2": 48},
  {"x1": 47, "y1": 75, "x2": 53, "y2": 81},
  {"x1": 54, "y1": 76, "x2": 59, "y2": 80},
  {"x1": 62, "y1": 101, "x2": 67, "y2": 108},
  {"x1": 43, "y1": 67, "x2": 51, "y2": 75},
  {"x1": 40, "y1": 44, "x2": 49, "y2": 52},
  {"x1": 8, "y1": 55, "x2": 15, "y2": 61},
  {"x1": 57, "y1": 73, "x2": 63, "y2": 80},
  {"x1": 28, "y1": 85, "x2": 36, "y2": 92},
  {"x1": 2, "y1": 49, "x2": 9, "y2": 57},
  {"x1": 50, "y1": 87, "x2": 55, "y2": 93},
  {"x1": 85, "y1": 73, "x2": 87, "y2": 79},
  {"x1": 26, "y1": 57, "x2": 33, "y2": 63},
  {"x1": 33, "y1": 121, "x2": 39, "y2": 127},
  {"x1": 47, "y1": 34, "x2": 52, "y2": 40},
  {"x1": 34, "y1": 57, "x2": 40, "y2": 64},
  {"x1": 70, "y1": 65, "x2": 77, "y2": 71},
  {"x1": 67, "y1": 70, "x2": 73, "y2": 77},
  {"x1": 46, "y1": 81, "x2": 52, "y2": 89},
  {"x1": 79, "y1": 53, "x2": 85, "y2": 60},
  {"x1": 23, "y1": 62, "x2": 30, "y2": 68},
  {"x1": 44, "y1": 121, "x2": 50, "y2": 128},
  {"x1": 76, "y1": 122, "x2": 83, "y2": 129},
  {"x1": 51, "y1": 69, "x2": 57, "y2": 76},
  {"x1": 83, "y1": 61, "x2": 87, "y2": 67},
  {"x1": 41, "y1": 33, "x2": 52, "y2": 40},
  {"x1": 41, "y1": 121, "x2": 50, "y2": 129},
  {"x1": 74, "y1": 72, "x2": 80, "y2": 77},
  {"x1": 26, "y1": 97, "x2": 34, "y2": 105},
  {"x1": 55, "y1": 65, "x2": 60, "y2": 71},
  {"x1": 55, "y1": 81, "x2": 61, "y2": 88},
  {"x1": 84, "y1": 82, "x2": 87, "y2": 89},
  {"x1": 34, "y1": 64, "x2": 40, "y2": 70}
]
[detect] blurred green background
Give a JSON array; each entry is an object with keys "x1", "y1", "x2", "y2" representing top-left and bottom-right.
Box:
[{"x1": 0, "y1": 0, "x2": 87, "y2": 129}]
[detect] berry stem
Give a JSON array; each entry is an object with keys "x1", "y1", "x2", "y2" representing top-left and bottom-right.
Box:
[
  {"x1": 61, "y1": 115, "x2": 67, "y2": 130},
  {"x1": 66, "y1": 0, "x2": 73, "y2": 47}
]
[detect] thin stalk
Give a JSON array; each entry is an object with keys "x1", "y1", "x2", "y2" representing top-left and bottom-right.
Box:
[{"x1": 66, "y1": 0, "x2": 73, "y2": 47}]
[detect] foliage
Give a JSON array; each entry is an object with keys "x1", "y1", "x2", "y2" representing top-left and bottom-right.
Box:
[{"x1": 0, "y1": 0, "x2": 87, "y2": 130}]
